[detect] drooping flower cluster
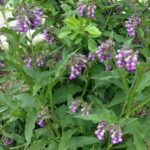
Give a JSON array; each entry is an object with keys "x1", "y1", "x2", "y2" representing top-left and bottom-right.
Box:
[
  {"x1": 95, "y1": 121, "x2": 123, "y2": 145},
  {"x1": 110, "y1": 129, "x2": 123, "y2": 144},
  {"x1": 0, "y1": 0, "x2": 3, "y2": 5},
  {"x1": 36, "y1": 107, "x2": 49, "y2": 128},
  {"x1": 23, "y1": 55, "x2": 32, "y2": 68},
  {"x1": 88, "y1": 52, "x2": 95, "y2": 61},
  {"x1": 125, "y1": 15, "x2": 140, "y2": 37},
  {"x1": 23, "y1": 51, "x2": 47, "y2": 68},
  {"x1": 77, "y1": 0, "x2": 96, "y2": 19},
  {"x1": 87, "y1": 5, "x2": 97, "y2": 19},
  {"x1": 77, "y1": 0, "x2": 87, "y2": 17},
  {"x1": 95, "y1": 121, "x2": 106, "y2": 140},
  {"x1": 68, "y1": 54, "x2": 87, "y2": 80},
  {"x1": 96, "y1": 40, "x2": 115, "y2": 62},
  {"x1": 42, "y1": 28, "x2": 54, "y2": 44},
  {"x1": 3, "y1": 137, "x2": 13, "y2": 145},
  {"x1": 0, "y1": 62, "x2": 5, "y2": 67},
  {"x1": 16, "y1": 5, "x2": 42, "y2": 32},
  {"x1": 69, "y1": 100, "x2": 90, "y2": 115},
  {"x1": 116, "y1": 46, "x2": 138, "y2": 72}
]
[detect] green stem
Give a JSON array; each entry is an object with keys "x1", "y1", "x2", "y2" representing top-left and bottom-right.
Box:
[
  {"x1": 81, "y1": 78, "x2": 89, "y2": 98},
  {"x1": 10, "y1": 144, "x2": 26, "y2": 150}
]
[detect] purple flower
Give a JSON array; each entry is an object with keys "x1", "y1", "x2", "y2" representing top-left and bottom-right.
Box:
[
  {"x1": 96, "y1": 40, "x2": 115, "y2": 62},
  {"x1": 42, "y1": 29, "x2": 54, "y2": 44},
  {"x1": 23, "y1": 56, "x2": 32, "y2": 68},
  {"x1": 88, "y1": 52, "x2": 95, "y2": 61},
  {"x1": 0, "y1": 62, "x2": 5, "y2": 67},
  {"x1": 0, "y1": 0, "x2": 3, "y2": 5},
  {"x1": 125, "y1": 15, "x2": 140, "y2": 37},
  {"x1": 105, "y1": 64, "x2": 112, "y2": 71},
  {"x1": 116, "y1": 46, "x2": 138, "y2": 72},
  {"x1": 110, "y1": 129, "x2": 123, "y2": 144},
  {"x1": 69, "y1": 101, "x2": 78, "y2": 113},
  {"x1": 77, "y1": 0, "x2": 87, "y2": 17},
  {"x1": 16, "y1": 6, "x2": 42, "y2": 32},
  {"x1": 37, "y1": 119, "x2": 45, "y2": 128},
  {"x1": 3, "y1": 138, "x2": 13, "y2": 145},
  {"x1": 36, "y1": 57, "x2": 44, "y2": 67},
  {"x1": 95, "y1": 121, "x2": 106, "y2": 140},
  {"x1": 87, "y1": 5, "x2": 96, "y2": 19},
  {"x1": 69, "y1": 54, "x2": 87, "y2": 80}
]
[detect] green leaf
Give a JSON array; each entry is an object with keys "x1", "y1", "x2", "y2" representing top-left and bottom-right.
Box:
[
  {"x1": 54, "y1": 84, "x2": 82, "y2": 104},
  {"x1": 58, "y1": 29, "x2": 71, "y2": 39},
  {"x1": 88, "y1": 38, "x2": 97, "y2": 51},
  {"x1": 25, "y1": 108, "x2": 37, "y2": 147},
  {"x1": 28, "y1": 139, "x2": 48, "y2": 150},
  {"x1": 64, "y1": 17, "x2": 80, "y2": 30},
  {"x1": 92, "y1": 70, "x2": 120, "y2": 81},
  {"x1": 85, "y1": 25, "x2": 102, "y2": 38},
  {"x1": 108, "y1": 91, "x2": 125, "y2": 108},
  {"x1": 136, "y1": 71, "x2": 150, "y2": 92},
  {"x1": 67, "y1": 136, "x2": 99, "y2": 149},
  {"x1": 14, "y1": 93, "x2": 35, "y2": 109},
  {"x1": 58, "y1": 129, "x2": 75, "y2": 150}
]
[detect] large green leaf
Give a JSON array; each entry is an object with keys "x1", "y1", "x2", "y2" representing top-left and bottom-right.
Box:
[
  {"x1": 67, "y1": 136, "x2": 99, "y2": 149},
  {"x1": 136, "y1": 71, "x2": 150, "y2": 92},
  {"x1": 25, "y1": 108, "x2": 37, "y2": 147},
  {"x1": 53, "y1": 84, "x2": 82, "y2": 104},
  {"x1": 58, "y1": 129, "x2": 75, "y2": 150},
  {"x1": 85, "y1": 25, "x2": 102, "y2": 38}
]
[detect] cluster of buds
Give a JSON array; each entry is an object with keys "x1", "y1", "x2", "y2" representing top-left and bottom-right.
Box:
[
  {"x1": 23, "y1": 51, "x2": 48, "y2": 68},
  {"x1": 116, "y1": 45, "x2": 138, "y2": 72},
  {"x1": 16, "y1": 5, "x2": 42, "y2": 32},
  {"x1": 96, "y1": 40, "x2": 115, "y2": 62},
  {"x1": 95, "y1": 121, "x2": 123, "y2": 145},
  {"x1": 68, "y1": 54, "x2": 87, "y2": 80},
  {"x1": 0, "y1": 62, "x2": 5, "y2": 67},
  {"x1": 125, "y1": 15, "x2": 140, "y2": 37},
  {"x1": 77, "y1": 0, "x2": 96, "y2": 19},
  {"x1": 88, "y1": 52, "x2": 95, "y2": 61},
  {"x1": 3, "y1": 137, "x2": 13, "y2": 145},
  {"x1": 42, "y1": 28, "x2": 54, "y2": 44},
  {"x1": 0, "y1": 0, "x2": 3, "y2": 5},
  {"x1": 36, "y1": 107, "x2": 49, "y2": 128},
  {"x1": 69, "y1": 100, "x2": 90, "y2": 115}
]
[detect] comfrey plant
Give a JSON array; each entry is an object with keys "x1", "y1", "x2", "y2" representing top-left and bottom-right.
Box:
[
  {"x1": 16, "y1": 5, "x2": 42, "y2": 32},
  {"x1": 68, "y1": 54, "x2": 87, "y2": 80},
  {"x1": 42, "y1": 28, "x2": 54, "y2": 44},
  {"x1": 116, "y1": 45, "x2": 138, "y2": 72},
  {"x1": 125, "y1": 15, "x2": 140, "y2": 37},
  {"x1": 69, "y1": 100, "x2": 90, "y2": 115},
  {"x1": 77, "y1": 0, "x2": 96, "y2": 18},
  {"x1": 95, "y1": 121, "x2": 123, "y2": 145}
]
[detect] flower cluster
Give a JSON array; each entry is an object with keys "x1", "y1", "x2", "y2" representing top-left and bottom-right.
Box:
[
  {"x1": 88, "y1": 52, "x2": 95, "y2": 61},
  {"x1": 125, "y1": 15, "x2": 140, "y2": 37},
  {"x1": 16, "y1": 5, "x2": 42, "y2": 32},
  {"x1": 77, "y1": 0, "x2": 96, "y2": 19},
  {"x1": 69, "y1": 100, "x2": 90, "y2": 115},
  {"x1": 23, "y1": 55, "x2": 32, "y2": 68},
  {"x1": 0, "y1": 0, "x2": 3, "y2": 5},
  {"x1": 68, "y1": 54, "x2": 87, "y2": 80},
  {"x1": 96, "y1": 40, "x2": 115, "y2": 62},
  {"x1": 23, "y1": 51, "x2": 47, "y2": 68},
  {"x1": 116, "y1": 46, "x2": 138, "y2": 72},
  {"x1": 42, "y1": 28, "x2": 54, "y2": 44},
  {"x1": 95, "y1": 121, "x2": 106, "y2": 140},
  {"x1": 36, "y1": 107, "x2": 49, "y2": 128},
  {"x1": 110, "y1": 129, "x2": 123, "y2": 144},
  {"x1": 3, "y1": 137, "x2": 13, "y2": 145},
  {"x1": 95, "y1": 121, "x2": 123, "y2": 145},
  {"x1": 0, "y1": 62, "x2": 5, "y2": 67}
]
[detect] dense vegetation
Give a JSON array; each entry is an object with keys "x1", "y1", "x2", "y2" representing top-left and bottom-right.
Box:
[{"x1": 0, "y1": 0, "x2": 150, "y2": 149}]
